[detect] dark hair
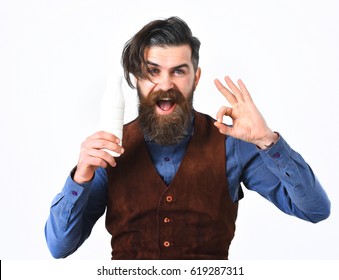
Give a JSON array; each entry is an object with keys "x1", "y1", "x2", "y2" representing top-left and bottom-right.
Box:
[{"x1": 121, "y1": 16, "x2": 201, "y2": 88}]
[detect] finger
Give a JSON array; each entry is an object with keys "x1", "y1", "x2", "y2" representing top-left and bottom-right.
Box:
[
  {"x1": 214, "y1": 79, "x2": 238, "y2": 105},
  {"x1": 214, "y1": 121, "x2": 233, "y2": 136},
  {"x1": 79, "y1": 153, "x2": 110, "y2": 169},
  {"x1": 237, "y1": 79, "x2": 253, "y2": 102},
  {"x1": 86, "y1": 148, "x2": 117, "y2": 167},
  {"x1": 87, "y1": 131, "x2": 121, "y2": 144},
  {"x1": 83, "y1": 139, "x2": 124, "y2": 154},
  {"x1": 224, "y1": 76, "x2": 245, "y2": 102},
  {"x1": 216, "y1": 106, "x2": 233, "y2": 123}
]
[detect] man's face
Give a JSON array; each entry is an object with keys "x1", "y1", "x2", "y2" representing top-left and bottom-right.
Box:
[{"x1": 136, "y1": 45, "x2": 201, "y2": 145}]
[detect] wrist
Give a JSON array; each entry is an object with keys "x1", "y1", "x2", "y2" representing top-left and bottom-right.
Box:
[
  {"x1": 73, "y1": 167, "x2": 94, "y2": 185},
  {"x1": 255, "y1": 131, "x2": 279, "y2": 150}
]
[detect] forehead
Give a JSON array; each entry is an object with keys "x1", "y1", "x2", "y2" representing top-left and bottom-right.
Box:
[{"x1": 144, "y1": 45, "x2": 192, "y2": 68}]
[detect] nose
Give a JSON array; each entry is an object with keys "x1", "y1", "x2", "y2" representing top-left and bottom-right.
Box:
[{"x1": 155, "y1": 73, "x2": 174, "y2": 92}]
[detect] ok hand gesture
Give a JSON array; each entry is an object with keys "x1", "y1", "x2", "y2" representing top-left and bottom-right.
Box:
[{"x1": 214, "y1": 76, "x2": 278, "y2": 149}]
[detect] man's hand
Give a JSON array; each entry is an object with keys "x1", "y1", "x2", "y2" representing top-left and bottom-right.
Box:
[
  {"x1": 214, "y1": 76, "x2": 278, "y2": 149},
  {"x1": 73, "y1": 131, "x2": 124, "y2": 184}
]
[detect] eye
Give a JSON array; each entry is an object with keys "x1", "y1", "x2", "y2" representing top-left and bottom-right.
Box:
[
  {"x1": 173, "y1": 69, "x2": 185, "y2": 75},
  {"x1": 148, "y1": 68, "x2": 160, "y2": 75}
]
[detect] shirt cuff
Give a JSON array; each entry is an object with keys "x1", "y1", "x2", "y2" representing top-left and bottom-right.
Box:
[
  {"x1": 61, "y1": 166, "x2": 94, "y2": 203},
  {"x1": 258, "y1": 134, "x2": 292, "y2": 168}
]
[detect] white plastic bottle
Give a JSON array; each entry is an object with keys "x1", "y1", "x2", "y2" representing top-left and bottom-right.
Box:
[{"x1": 99, "y1": 76, "x2": 125, "y2": 157}]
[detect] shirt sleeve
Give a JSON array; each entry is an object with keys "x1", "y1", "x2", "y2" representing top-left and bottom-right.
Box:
[
  {"x1": 44, "y1": 167, "x2": 108, "y2": 258},
  {"x1": 235, "y1": 135, "x2": 331, "y2": 223}
]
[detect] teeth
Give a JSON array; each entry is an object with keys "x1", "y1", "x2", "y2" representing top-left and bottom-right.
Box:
[{"x1": 159, "y1": 98, "x2": 172, "y2": 101}]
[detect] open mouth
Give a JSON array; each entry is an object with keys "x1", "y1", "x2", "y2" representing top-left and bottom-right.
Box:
[{"x1": 156, "y1": 98, "x2": 176, "y2": 114}]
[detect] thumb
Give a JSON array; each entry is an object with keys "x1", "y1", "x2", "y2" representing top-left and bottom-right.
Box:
[{"x1": 214, "y1": 121, "x2": 234, "y2": 136}]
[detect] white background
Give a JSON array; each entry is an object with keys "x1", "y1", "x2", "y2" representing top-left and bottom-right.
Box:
[{"x1": 0, "y1": 0, "x2": 338, "y2": 260}]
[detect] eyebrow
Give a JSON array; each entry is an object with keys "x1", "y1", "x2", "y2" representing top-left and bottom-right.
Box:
[{"x1": 146, "y1": 61, "x2": 190, "y2": 71}]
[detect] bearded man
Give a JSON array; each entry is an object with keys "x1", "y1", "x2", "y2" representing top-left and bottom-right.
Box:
[{"x1": 45, "y1": 17, "x2": 330, "y2": 260}]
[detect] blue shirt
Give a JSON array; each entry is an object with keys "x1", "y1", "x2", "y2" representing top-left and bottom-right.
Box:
[{"x1": 45, "y1": 130, "x2": 331, "y2": 258}]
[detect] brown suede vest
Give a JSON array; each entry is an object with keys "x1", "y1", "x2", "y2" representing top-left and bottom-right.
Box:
[{"x1": 105, "y1": 111, "x2": 238, "y2": 259}]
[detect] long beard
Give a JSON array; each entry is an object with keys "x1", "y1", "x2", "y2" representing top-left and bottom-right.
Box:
[{"x1": 137, "y1": 86, "x2": 194, "y2": 145}]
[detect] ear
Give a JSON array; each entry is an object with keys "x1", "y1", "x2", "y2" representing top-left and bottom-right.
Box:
[{"x1": 194, "y1": 67, "x2": 201, "y2": 88}]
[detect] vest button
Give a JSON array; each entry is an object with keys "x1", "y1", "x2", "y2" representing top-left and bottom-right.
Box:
[
  {"x1": 163, "y1": 217, "x2": 172, "y2": 223},
  {"x1": 166, "y1": 195, "x2": 173, "y2": 203},
  {"x1": 163, "y1": 241, "x2": 171, "y2": 247}
]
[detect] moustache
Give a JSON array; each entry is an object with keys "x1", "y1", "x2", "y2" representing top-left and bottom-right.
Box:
[{"x1": 146, "y1": 88, "x2": 185, "y2": 105}]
